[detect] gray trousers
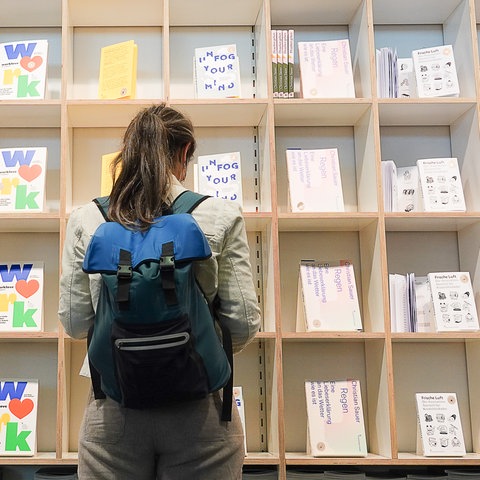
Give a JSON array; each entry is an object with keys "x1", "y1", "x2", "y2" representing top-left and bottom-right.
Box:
[{"x1": 78, "y1": 390, "x2": 245, "y2": 480}]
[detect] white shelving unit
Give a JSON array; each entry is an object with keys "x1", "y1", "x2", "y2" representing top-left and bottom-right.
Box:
[{"x1": 2, "y1": 0, "x2": 480, "y2": 478}]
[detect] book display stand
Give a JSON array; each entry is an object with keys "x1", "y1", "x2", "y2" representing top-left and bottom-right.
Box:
[{"x1": 2, "y1": 0, "x2": 480, "y2": 478}]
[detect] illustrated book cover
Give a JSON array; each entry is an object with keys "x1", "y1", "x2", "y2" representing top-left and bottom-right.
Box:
[{"x1": 0, "y1": 147, "x2": 47, "y2": 212}]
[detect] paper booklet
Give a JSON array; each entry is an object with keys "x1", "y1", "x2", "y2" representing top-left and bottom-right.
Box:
[
  {"x1": 412, "y1": 45, "x2": 459, "y2": 98},
  {"x1": 194, "y1": 151, "x2": 243, "y2": 205},
  {"x1": 100, "y1": 151, "x2": 121, "y2": 196},
  {"x1": 286, "y1": 148, "x2": 344, "y2": 212},
  {"x1": 298, "y1": 39, "x2": 355, "y2": 99},
  {"x1": 415, "y1": 393, "x2": 466, "y2": 456},
  {"x1": 305, "y1": 379, "x2": 367, "y2": 457},
  {"x1": 194, "y1": 44, "x2": 241, "y2": 99},
  {"x1": 428, "y1": 271, "x2": 479, "y2": 332},
  {"x1": 0, "y1": 147, "x2": 47, "y2": 212},
  {"x1": 0, "y1": 379, "x2": 39, "y2": 456},
  {"x1": 98, "y1": 40, "x2": 137, "y2": 100},
  {"x1": 417, "y1": 158, "x2": 466, "y2": 212},
  {"x1": 0, "y1": 40, "x2": 48, "y2": 100},
  {"x1": 396, "y1": 165, "x2": 422, "y2": 213},
  {"x1": 0, "y1": 262, "x2": 44, "y2": 332},
  {"x1": 296, "y1": 259, "x2": 362, "y2": 332}
]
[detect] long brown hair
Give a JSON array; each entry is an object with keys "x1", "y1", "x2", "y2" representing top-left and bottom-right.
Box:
[{"x1": 108, "y1": 104, "x2": 196, "y2": 230}]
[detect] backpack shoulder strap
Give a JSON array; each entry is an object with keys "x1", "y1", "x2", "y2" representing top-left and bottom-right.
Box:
[
  {"x1": 93, "y1": 196, "x2": 110, "y2": 221},
  {"x1": 171, "y1": 190, "x2": 210, "y2": 214}
]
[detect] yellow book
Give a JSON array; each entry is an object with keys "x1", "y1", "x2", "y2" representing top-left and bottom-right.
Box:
[
  {"x1": 101, "y1": 151, "x2": 121, "y2": 196},
  {"x1": 98, "y1": 40, "x2": 137, "y2": 100}
]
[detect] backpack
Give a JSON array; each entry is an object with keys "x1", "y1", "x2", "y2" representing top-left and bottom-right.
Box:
[{"x1": 82, "y1": 190, "x2": 233, "y2": 421}]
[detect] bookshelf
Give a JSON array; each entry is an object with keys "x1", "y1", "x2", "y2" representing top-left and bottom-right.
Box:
[{"x1": 2, "y1": 0, "x2": 480, "y2": 478}]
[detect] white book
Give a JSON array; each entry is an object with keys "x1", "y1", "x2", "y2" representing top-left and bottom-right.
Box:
[
  {"x1": 414, "y1": 276, "x2": 435, "y2": 333},
  {"x1": 417, "y1": 158, "x2": 466, "y2": 212},
  {"x1": 305, "y1": 380, "x2": 367, "y2": 457},
  {"x1": 286, "y1": 148, "x2": 344, "y2": 212},
  {"x1": 194, "y1": 151, "x2": 243, "y2": 205},
  {"x1": 381, "y1": 160, "x2": 397, "y2": 212},
  {"x1": 0, "y1": 262, "x2": 44, "y2": 332},
  {"x1": 298, "y1": 39, "x2": 355, "y2": 99},
  {"x1": 428, "y1": 271, "x2": 479, "y2": 332},
  {"x1": 0, "y1": 379, "x2": 39, "y2": 456},
  {"x1": 415, "y1": 393, "x2": 466, "y2": 456},
  {"x1": 296, "y1": 260, "x2": 362, "y2": 332},
  {"x1": 397, "y1": 58, "x2": 416, "y2": 98},
  {"x1": 412, "y1": 45, "x2": 459, "y2": 98},
  {"x1": 0, "y1": 40, "x2": 48, "y2": 100},
  {"x1": 389, "y1": 273, "x2": 410, "y2": 333},
  {"x1": 396, "y1": 165, "x2": 421, "y2": 213},
  {"x1": 0, "y1": 147, "x2": 47, "y2": 212},
  {"x1": 233, "y1": 386, "x2": 247, "y2": 454},
  {"x1": 194, "y1": 44, "x2": 241, "y2": 99}
]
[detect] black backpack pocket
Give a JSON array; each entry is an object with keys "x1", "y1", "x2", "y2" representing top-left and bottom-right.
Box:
[{"x1": 111, "y1": 314, "x2": 210, "y2": 409}]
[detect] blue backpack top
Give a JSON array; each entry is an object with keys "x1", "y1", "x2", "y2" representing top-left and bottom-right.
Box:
[{"x1": 82, "y1": 191, "x2": 233, "y2": 420}]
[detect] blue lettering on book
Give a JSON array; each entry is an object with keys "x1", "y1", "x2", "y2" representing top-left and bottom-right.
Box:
[
  {"x1": 1, "y1": 149, "x2": 35, "y2": 168},
  {"x1": 0, "y1": 381, "x2": 27, "y2": 401},
  {"x1": 0, "y1": 264, "x2": 33, "y2": 282},
  {"x1": 3, "y1": 43, "x2": 37, "y2": 60}
]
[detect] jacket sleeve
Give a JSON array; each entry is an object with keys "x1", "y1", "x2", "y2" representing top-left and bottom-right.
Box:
[
  {"x1": 58, "y1": 207, "x2": 97, "y2": 339},
  {"x1": 193, "y1": 199, "x2": 261, "y2": 354}
]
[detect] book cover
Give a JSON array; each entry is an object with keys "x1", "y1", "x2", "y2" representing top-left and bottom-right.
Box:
[
  {"x1": 233, "y1": 386, "x2": 247, "y2": 454},
  {"x1": 194, "y1": 44, "x2": 241, "y2": 99},
  {"x1": 415, "y1": 393, "x2": 466, "y2": 456},
  {"x1": 0, "y1": 147, "x2": 47, "y2": 212},
  {"x1": 98, "y1": 40, "x2": 137, "y2": 100},
  {"x1": 412, "y1": 45, "x2": 459, "y2": 98},
  {"x1": 296, "y1": 259, "x2": 363, "y2": 332},
  {"x1": 271, "y1": 30, "x2": 279, "y2": 98},
  {"x1": 286, "y1": 148, "x2": 344, "y2": 212},
  {"x1": 282, "y1": 30, "x2": 289, "y2": 97},
  {"x1": 298, "y1": 39, "x2": 355, "y2": 99},
  {"x1": 277, "y1": 33, "x2": 284, "y2": 98},
  {"x1": 100, "y1": 151, "x2": 121, "y2": 196},
  {"x1": 428, "y1": 271, "x2": 479, "y2": 332},
  {"x1": 396, "y1": 165, "x2": 421, "y2": 213},
  {"x1": 381, "y1": 160, "x2": 397, "y2": 212},
  {"x1": 288, "y1": 29, "x2": 295, "y2": 98},
  {"x1": 305, "y1": 379, "x2": 367, "y2": 457},
  {"x1": 414, "y1": 276, "x2": 435, "y2": 333},
  {"x1": 0, "y1": 262, "x2": 43, "y2": 332},
  {"x1": 0, "y1": 40, "x2": 48, "y2": 100},
  {"x1": 0, "y1": 379, "x2": 39, "y2": 456},
  {"x1": 194, "y1": 151, "x2": 243, "y2": 205},
  {"x1": 397, "y1": 58, "x2": 416, "y2": 98},
  {"x1": 417, "y1": 158, "x2": 466, "y2": 212}
]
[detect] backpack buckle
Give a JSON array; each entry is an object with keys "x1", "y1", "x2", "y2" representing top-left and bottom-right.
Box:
[
  {"x1": 117, "y1": 264, "x2": 133, "y2": 279},
  {"x1": 160, "y1": 255, "x2": 175, "y2": 269}
]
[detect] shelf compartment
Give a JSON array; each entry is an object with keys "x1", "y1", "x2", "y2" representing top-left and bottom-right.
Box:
[
  {"x1": 0, "y1": 102, "x2": 61, "y2": 128},
  {"x1": 282, "y1": 338, "x2": 393, "y2": 459},
  {"x1": 278, "y1": 220, "x2": 386, "y2": 334}
]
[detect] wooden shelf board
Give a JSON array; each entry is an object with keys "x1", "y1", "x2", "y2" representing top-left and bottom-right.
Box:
[
  {"x1": 278, "y1": 213, "x2": 378, "y2": 232},
  {"x1": 385, "y1": 213, "x2": 480, "y2": 232}
]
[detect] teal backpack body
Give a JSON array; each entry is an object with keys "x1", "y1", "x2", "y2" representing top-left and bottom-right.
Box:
[{"x1": 82, "y1": 191, "x2": 233, "y2": 419}]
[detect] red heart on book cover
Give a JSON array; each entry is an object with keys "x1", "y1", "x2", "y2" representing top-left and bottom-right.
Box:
[
  {"x1": 16, "y1": 279, "x2": 39, "y2": 298},
  {"x1": 18, "y1": 164, "x2": 42, "y2": 182},
  {"x1": 20, "y1": 55, "x2": 43, "y2": 72},
  {"x1": 9, "y1": 398, "x2": 34, "y2": 419}
]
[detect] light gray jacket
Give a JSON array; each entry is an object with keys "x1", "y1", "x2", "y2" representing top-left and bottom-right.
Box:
[{"x1": 58, "y1": 179, "x2": 261, "y2": 353}]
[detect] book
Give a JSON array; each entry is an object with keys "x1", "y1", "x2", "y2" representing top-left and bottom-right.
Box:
[
  {"x1": 98, "y1": 40, "x2": 137, "y2": 100},
  {"x1": 396, "y1": 165, "x2": 421, "y2": 213},
  {"x1": 0, "y1": 147, "x2": 47, "y2": 212},
  {"x1": 381, "y1": 160, "x2": 398, "y2": 212},
  {"x1": 194, "y1": 151, "x2": 243, "y2": 205},
  {"x1": 0, "y1": 262, "x2": 44, "y2": 332},
  {"x1": 0, "y1": 379, "x2": 38, "y2": 456},
  {"x1": 397, "y1": 58, "x2": 416, "y2": 98},
  {"x1": 271, "y1": 30, "x2": 279, "y2": 98},
  {"x1": 286, "y1": 148, "x2": 344, "y2": 212},
  {"x1": 298, "y1": 39, "x2": 355, "y2": 99},
  {"x1": 415, "y1": 393, "x2": 466, "y2": 456},
  {"x1": 305, "y1": 379, "x2": 367, "y2": 457},
  {"x1": 412, "y1": 45, "x2": 459, "y2": 98},
  {"x1": 277, "y1": 33, "x2": 284, "y2": 98},
  {"x1": 0, "y1": 40, "x2": 48, "y2": 100},
  {"x1": 376, "y1": 47, "x2": 398, "y2": 98},
  {"x1": 417, "y1": 158, "x2": 466, "y2": 212},
  {"x1": 287, "y1": 29, "x2": 295, "y2": 98},
  {"x1": 194, "y1": 44, "x2": 241, "y2": 99},
  {"x1": 428, "y1": 271, "x2": 479, "y2": 332},
  {"x1": 100, "y1": 151, "x2": 121, "y2": 196},
  {"x1": 296, "y1": 259, "x2": 363, "y2": 332},
  {"x1": 233, "y1": 386, "x2": 247, "y2": 454},
  {"x1": 281, "y1": 30, "x2": 289, "y2": 97}
]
